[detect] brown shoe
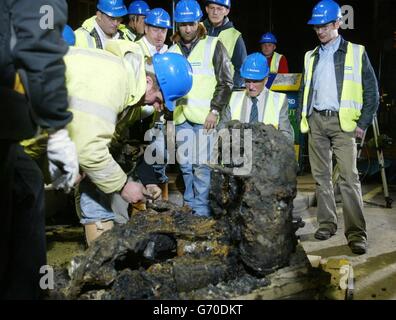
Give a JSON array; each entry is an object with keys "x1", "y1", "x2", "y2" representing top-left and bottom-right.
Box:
[
  {"x1": 349, "y1": 241, "x2": 367, "y2": 255},
  {"x1": 314, "y1": 228, "x2": 335, "y2": 240}
]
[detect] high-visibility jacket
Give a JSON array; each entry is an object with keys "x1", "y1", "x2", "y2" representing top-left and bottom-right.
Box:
[
  {"x1": 300, "y1": 42, "x2": 364, "y2": 133},
  {"x1": 64, "y1": 41, "x2": 146, "y2": 193},
  {"x1": 218, "y1": 28, "x2": 240, "y2": 61},
  {"x1": 135, "y1": 38, "x2": 151, "y2": 59},
  {"x1": 229, "y1": 89, "x2": 286, "y2": 128},
  {"x1": 74, "y1": 16, "x2": 133, "y2": 49},
  {"x1": 217, "y1": 27, "x2": 239, "y2": 77},
  {"x1": 269, "y1": 52, "x2": 284, "y2": 74},
  {"x1": 169, "y1": 36, "x2": 218, "y2": 125}
]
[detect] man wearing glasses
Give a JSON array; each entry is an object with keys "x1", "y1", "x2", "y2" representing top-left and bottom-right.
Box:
[
  {"x1": 75, "y1": 0, "x2": 131, "y2": 49},
  {"x1": 299, "y1": 0, "x2": 379, "y2": 255}
]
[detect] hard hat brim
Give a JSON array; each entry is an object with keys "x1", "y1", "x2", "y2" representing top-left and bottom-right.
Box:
[{"x1": 164, "y1": 98, "x2": 176, "y2": 112}]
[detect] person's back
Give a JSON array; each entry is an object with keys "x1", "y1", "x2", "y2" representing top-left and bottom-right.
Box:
[{"x1": 0, "y1": 0, "x2": 77, "y2": 299}]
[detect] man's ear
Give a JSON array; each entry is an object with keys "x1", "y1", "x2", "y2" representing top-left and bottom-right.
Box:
[
  {"x1": 96, "y1": 11, "x2": 102, "y2": 21},
  {"x1": 146, "y1": 75, "x2": 154, "y2": 91},
  {"x1": 225, "y1": 8, "x2": 230, "y2": 16},
  {"x1": 205, "y1": 6, "x2": 210, "y2": 15}
]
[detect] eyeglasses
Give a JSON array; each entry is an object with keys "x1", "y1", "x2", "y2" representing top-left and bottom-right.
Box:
[{"x1": 312, "y1": 22, "x2": 335, "y2": 32}]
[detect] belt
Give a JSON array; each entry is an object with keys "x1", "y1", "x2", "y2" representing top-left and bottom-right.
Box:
[{"x1": 314, "y1": 109, "x2": 338, "y2": 117}]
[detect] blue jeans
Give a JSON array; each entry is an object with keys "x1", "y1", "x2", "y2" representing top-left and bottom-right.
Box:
[
  {"x1": 148, "y1": 123, "x2": 168, "y2": 183},
  {"x1": 79, "y1": 179, "x2": 114, "y2": 224},
  {"x1": 176, "y1": 121, "x2": 214, "y2": 217}
]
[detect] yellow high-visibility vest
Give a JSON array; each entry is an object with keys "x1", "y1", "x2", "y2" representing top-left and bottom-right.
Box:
[
  {"x1": 270, "y1": 52, "x2": 284, "y2": 74},
  {"x1": 74, "y1": 16, "x2": 132, "y2": 49},
  {"x1": 169, "y1": 36, "x2": 218, "y2": 125},
  {"x1": 229, "y1": 89, "x2": 286, "y2": 128},
  {"x1": 300, "y1": 41, "x2": 364, "y2": 133},
  {"x1": 135, "y1": 38, "x2": 151, "y2": 59},
  {"x1": 64, "y1": 41, "x2": 146, "y2": 193},
  {"x1": 217, "y1": 28, "x2": 240, "y2": 77},
  {"x1": 218, "y1": 28, "x2": 240, "y2": 60}
]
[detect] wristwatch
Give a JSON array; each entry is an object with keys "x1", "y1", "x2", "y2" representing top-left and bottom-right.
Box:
[{"x1": 210, "y1": 109, "x2": 220, "y2": 116}]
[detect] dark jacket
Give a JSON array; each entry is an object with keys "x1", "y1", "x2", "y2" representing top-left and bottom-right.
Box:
[
  {"x1": 171, "y1": 24, "x2": 233, "y2": 113},
  {"x1": 0, "y1": 0, "x2": 72, "y2": 135},
  {"x1": 203, "y1": 17, "x2": 247, "y2": 89},
  {"x1": 299, "y1": 36, "x2": 379, "y2": 130}
]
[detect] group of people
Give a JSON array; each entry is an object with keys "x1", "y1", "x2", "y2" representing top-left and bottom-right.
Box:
[{"x1": 1, "y1": 0, "x2": 379, "y2": 299}]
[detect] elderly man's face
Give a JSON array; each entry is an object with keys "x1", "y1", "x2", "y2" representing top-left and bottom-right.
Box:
[
  {"x1": 245, "y1": 79, "x2": 267, "y2": 98},
  {"x1": 145, "y1": 25, "x2": 168, "y2": 51},
  {"x1": 96, "y1": 11, "x2": 122, "y2": 37}
]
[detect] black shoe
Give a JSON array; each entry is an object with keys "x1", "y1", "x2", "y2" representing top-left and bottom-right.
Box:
[
  {"x1": 314, "y1": 228, "x2": 335, "y2": 240},
  {"x1": 349, "y1": 241, "x2": 367, "y2": 255}
]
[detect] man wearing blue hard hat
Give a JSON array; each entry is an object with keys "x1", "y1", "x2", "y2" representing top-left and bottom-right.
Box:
[
  {"x1": 220, "y1": 53, "x2": 293, "y2": 142},
  {"x1": 169, "y1": 0, "x2": 233, "y2": 217},
  {"x1": 299, "y1": 0, "x2": 379, "y2": 254},
  {"x1": 64, "y1": 41, "x2": 193, "y2": 245},
  {"x1": 127, "y1": 0, "x2": 150, "y2": 41},
  {"x1": 74, "y1": 0, "x2": 133, "y2": 48},
  {"x1": 203, "y1": 0, "x2": 247, "y2": 89},
  {"x1": 136, "y1": 8, "x2": 171, "y2": 57},
  {"x1": 259, "y1": 32, "x2": 289, "y2": 74}
]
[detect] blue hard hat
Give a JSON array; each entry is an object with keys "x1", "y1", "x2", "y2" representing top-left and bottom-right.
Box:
[
  {"x1": 259, "y1": 32, "x2": 277, "y2": 44},
  {"x1": 175, "y1": 0, "x2": 203, "y2": 23},
  {"x1": 145, "y1": 8, "x2": 172, "y2": 29},
  {"x1": 240, "y1": 53, "x2": 269, "y2": 81},
  {"x1": 62, "y1": 25, "x2": 75, "y2": 46},
  {"x1": 152, "y1": 53, "x2": 193, "y2": 111},
  {"x1": 97, "y1": 0, "x2": 128, "y2": 17},
  {"x1": 128, "y1": 0, "x2": 150, "y2": 16},
  {"x1": 206, "y1": 0, "x2": 231, "y2": 9},
  {"x1": 308, "y1": 0, "x2": 342, "y2": 25}
]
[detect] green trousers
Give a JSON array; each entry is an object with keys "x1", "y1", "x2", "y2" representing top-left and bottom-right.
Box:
[{"x1": 308, "y1": 111, "x2": 367, "y2": 243}]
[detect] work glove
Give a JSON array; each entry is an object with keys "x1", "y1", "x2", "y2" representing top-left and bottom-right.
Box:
[{"x1": 47, "y1": 128, "x2": 79, "y2": 193}]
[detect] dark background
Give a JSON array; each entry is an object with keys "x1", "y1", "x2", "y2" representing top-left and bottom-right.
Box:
[{"x1": 66, "y1": 0, "x2": 395, "y2": 79}]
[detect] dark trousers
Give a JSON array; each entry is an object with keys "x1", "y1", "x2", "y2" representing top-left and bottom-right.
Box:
[{"x1": 0, "y1": 142, "x2": 46, "y2": 299}]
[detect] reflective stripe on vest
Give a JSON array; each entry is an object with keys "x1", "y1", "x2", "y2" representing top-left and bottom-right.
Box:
[
  {"x1": 229, "y1": 90, "x2": 284, "y2": 128},
  {"x1": 300, "y1": 42, "x2": 364, "y2": 133},
  {"x1": 68, "y1": 96, "x2": 118, "y2": 125},
  {"x1": 169, "y1": 37, "x2": 218, "y2": 125},
  {"x1": 270, "y1": 52, "x2": 283, "y2": 74}
]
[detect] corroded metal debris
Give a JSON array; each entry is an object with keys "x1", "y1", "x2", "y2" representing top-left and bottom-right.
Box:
[{"x1": 53, "y1": 123, "x2": 301, "y2": 300}]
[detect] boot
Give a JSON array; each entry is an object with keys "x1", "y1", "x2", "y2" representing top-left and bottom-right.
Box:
[
  {"x1": 84, "y1": 221, "x2": 114, "y2": 247},
  {"x1": 160, "y1": 183, "x2": 169, "y2": 201}
]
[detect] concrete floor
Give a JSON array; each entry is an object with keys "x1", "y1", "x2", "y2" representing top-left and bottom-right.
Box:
[{"x1": 293, "y1": 174, "x2": 396, "y2": 300}]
